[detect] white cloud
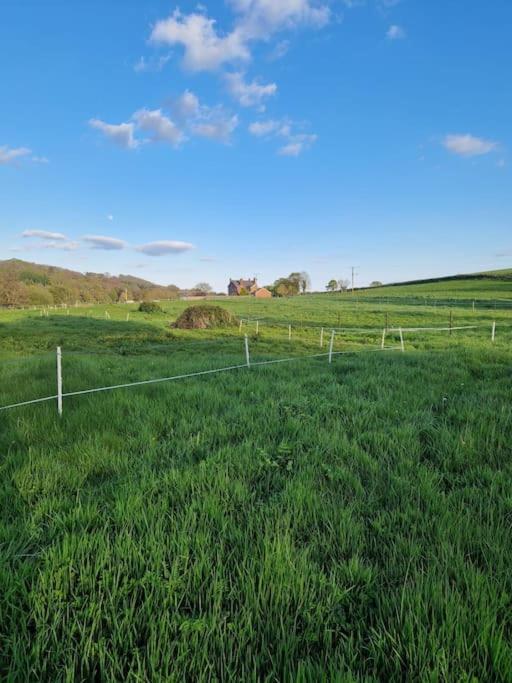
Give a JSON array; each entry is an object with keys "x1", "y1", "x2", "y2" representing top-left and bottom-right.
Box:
[
  {"x1": 136, "y1": 240, "x2": 195, "y2": 256},
  {"x1": 225, "y1": 71, "x2": 277, "y2": 108},
  {"x1": 278, "y1": 133, "x2": 317, "y2": 156},
  {"x1": 23, "y1": 229, "x2": 68, "y2": 241},
  {"x1": 171, "y1": 90, "x2": 201, "y2": 121},
  {"x1": 41, "y1": 240, "x2": 80, "y2": 251},
  {"x1": 89, "y1": 118, "x2": 139, "y2": 149},
  {"x1": 192, "y1": 113, "x2": 239, "y2": 143},
  {"x1": 248, "y1": 119, "x2": 281, "y2": 136},
  {"x1": 231, "y1": 0, "x2": 331, "y2": 41},
  {"x1": 83, "y1": 235, "x2": 126, "y2": 250},
  {"x1": 133, "y1": 108, "x2": 185, "y2": 146},
  {"x1": 0, "y1": 145, "x2": 32, "y2": 165},
  {"x1": 278, "y1": 142, "x2": 303, "y2": 156},
  {"x1": 386, "y1": 24, "x2": 405, "y2": 40},
  {"x1": 268, "y1": 39, "x2": 290, "y2": 60},
  {"x1": 150, "y1": 1, "x2": 330, "y2": 72},
  {"x1": 443, "y1": 134, "x2": 498, "y2": 157},
  {"x1": 134, "y1": 53, "x2": 171, "y2": 73},
  {"x1": 107, "y1": 214, "x2": 114, "y2": 221},
  {"x1": 150, "y1": 10, "x2": 249, "y2": 72},
  {"x1": 249, "y1": 118, "x2": 317, "y2": 155}
]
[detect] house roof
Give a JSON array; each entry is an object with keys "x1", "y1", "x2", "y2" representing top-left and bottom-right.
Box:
[{"x1": 230, "y1": 278, "x2": 257, "y2": 289}]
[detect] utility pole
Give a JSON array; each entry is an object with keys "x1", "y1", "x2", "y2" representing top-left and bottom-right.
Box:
[{"x1": 351, "y1": 266, "x2": 359, "y2": 294}]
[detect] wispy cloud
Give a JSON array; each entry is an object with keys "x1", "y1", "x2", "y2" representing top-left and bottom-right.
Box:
[
  {"x1": 149, "y1": 1, "x2": 330, "y2": 72},
  {"x1": 443, "y1": 134, "x2": 498, "y2": 157},
  {"x1": 23, "y1": 229, "x2": 68, "y2": 241},
  {"x1": 134, "y1": 54, "x2": 171, "y2": 73},
  {"x1": 83, "y1": 235, "x2": 126, "y2": 250},
  {"x1": 386, "y1": 25, "x2": 405, "y2": 40},
  {"x1": 0, "y1": 145, "x2": 32, "y2": 165},
  {"x1": 192, "y1": 113, "x2": 239, "y2": 143},
  {"x1": 89, "y1": 119, "x2": 139, "y2": 149},
  {"x1": 249, "y1": 118, "x2": 317, "y2": 156},
  {"x1": 225, "y1": 71, "x2": 277, "y2": 108},
  {"x1": 133, "y1": 108, "x2": 185, "y2": 146},
  {"x1": 136, "y1": 240, "x2": 195, "y2": 256},
  {"x1": 268, "y1": 39, "x2": 290, "y2": 61},
  {"x1": 41, "y1": 240, "x2": 80, "y2": 251},
  {"x1": 278, "y1": 134, "x2": 317, "y2": 157}
]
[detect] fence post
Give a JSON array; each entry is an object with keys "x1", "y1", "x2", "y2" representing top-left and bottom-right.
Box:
[
  {"x1": 288, "y1": 324, "x2": 292, "y2": 341},
  {"x1": 449, "y1": 309, "x2": 452, "y2": 336},
  {"x1": 56, "y1": 347, "x2": 63, "y2": 417},
  {"x1": 492, "y1": 321, "x2": 496, "y2": 342},
  {"x1": 239, "y1": 319, "x2": 243, "y2": 334},
  {"x1": 328, "y1": 330, "x2": 335, "y2": 364},
  {"x1": 256, "y1": 320, "x2": 259, "y2": 335},
  {"x1": 320, "y1": 327, "x2": 324, "y2": 348},
  {"x1": 244, "y1": 334, "x2": 251, "y2": 368},
  {"x1": 381, "y1": 328, "x2": 386, "y2": 350},
  {"x1": 399, "y1": 327, "x2": 405, "y2": 352}
]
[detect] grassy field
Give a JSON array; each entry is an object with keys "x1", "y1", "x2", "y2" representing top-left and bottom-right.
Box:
[{"x1": 1, "y1": 287, "x2": 512, "y2": 680}]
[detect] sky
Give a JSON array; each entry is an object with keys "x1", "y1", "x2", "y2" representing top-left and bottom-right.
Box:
[{"x1": 1, "y1": 0, "x2": 511, "y2": 291}]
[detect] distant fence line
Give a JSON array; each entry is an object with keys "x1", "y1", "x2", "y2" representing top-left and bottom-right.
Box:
[{"x1": 0, "y1": 322, "x2": 505, "y2": 417}]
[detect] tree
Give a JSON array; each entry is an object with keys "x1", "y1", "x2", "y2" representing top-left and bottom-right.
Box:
[
  {"x1": 370, "y1": 280, "x2": 383, "y2": 287},
  {"x1": 288, "y1": 272, "x2": 310, "y2": 294},
  {"x1": 326, "y1": 279, "x2": 338, "y2": 292},
  {"x1": 337, "y1": 279, "x2": 350, "y2": 292},
  {"x1": 273, "y1": 277, "x2": 300, "y2": 297},
  {"x1": 0, "y1": 271, "x2": 28, "y2": 306},
  {"x1": 194, "y1": 282, "x2": 212, "y2": 294}
]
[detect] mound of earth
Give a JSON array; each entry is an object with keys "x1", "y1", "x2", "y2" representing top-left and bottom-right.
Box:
[{"x1": 173, "y1": 305, "x2": 236, "y2": 329}]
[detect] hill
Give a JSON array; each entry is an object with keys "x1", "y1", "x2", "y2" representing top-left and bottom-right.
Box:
[
  {"x1": 0, "y1": 259, "x2": 180, "y2": 306},
  {"x1": 354, "y1": 268, "x2": 512, "y2": 303}
]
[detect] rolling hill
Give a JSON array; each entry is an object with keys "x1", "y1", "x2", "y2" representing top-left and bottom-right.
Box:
[{"x1": 0, "y1": 259, "x2": 180, "y2": 306}]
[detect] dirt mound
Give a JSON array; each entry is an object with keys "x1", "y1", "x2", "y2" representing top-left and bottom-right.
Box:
[{"x1": 173, "y1": 305, "x2": 236, "y2": 329}]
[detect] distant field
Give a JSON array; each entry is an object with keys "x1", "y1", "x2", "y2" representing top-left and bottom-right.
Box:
[
  {"x1": 1, "y1": 284, "x2": 511, "y2": 680},
  {"x1": 355, "y1": 276, "x2": 512, "y2": 303}
]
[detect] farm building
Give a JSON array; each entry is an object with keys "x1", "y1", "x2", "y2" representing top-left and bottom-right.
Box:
[{"x1": 228, "y1": 278, "x2": 272, "y2": 298}]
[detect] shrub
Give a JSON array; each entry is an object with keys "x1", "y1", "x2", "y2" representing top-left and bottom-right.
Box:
[
  {"x1": 138, "y1": 301, "x2": 163, "y2": 314},
  {"x1": 173, "y1": 305, "x2": 236, "y2": 329}
]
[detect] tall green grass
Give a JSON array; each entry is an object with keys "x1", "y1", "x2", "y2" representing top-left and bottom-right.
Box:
[{"x1": 0, "y1": 295, "x2": 511, "y2": 680}]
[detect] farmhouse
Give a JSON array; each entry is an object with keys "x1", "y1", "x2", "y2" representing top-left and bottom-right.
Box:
[{"x1": 228, "y1": 278, "x2": 272, "y2": 298}]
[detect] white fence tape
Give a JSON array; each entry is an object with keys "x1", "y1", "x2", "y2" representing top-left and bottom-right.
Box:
[{"x1": 0, "y1": 346, "x2": 401, "y2": 414}]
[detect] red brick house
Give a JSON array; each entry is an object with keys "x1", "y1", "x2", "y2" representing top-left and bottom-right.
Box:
[{"x1": 228, "y1": 278, "x2": 272, "y2": 298}]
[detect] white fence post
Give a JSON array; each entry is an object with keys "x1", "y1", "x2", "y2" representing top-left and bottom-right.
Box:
[
  {"x1": 288, "y1": 324, "x2": 292, "y2": 341},
  {"x1": 399, "y1": 327, "x2": 405, "y2": 352},
  {"x1": 244, "y1": 334, "x2": 251, "y2": 367},
  {"x1": 492, "y1": 321, "x2": 496, "y2": 342},
  {"x1": 256, "y1": 320, "x2": 259, "y2": 335},
  {"x1": 381, "y1": 328, "x2": 386, "y2": 350},
  {"x1": 56, "y1": 347, "x2": 63, "y2": 417},
  {"x1": 239, "y1": 319, "x2": 243, "y2": 334},
  {"x1": 320, "y1": 327, "x2": 324, "y2": 348},
  {"x1": 328, "y1": 330, "x2": 335, "y2": 364}
]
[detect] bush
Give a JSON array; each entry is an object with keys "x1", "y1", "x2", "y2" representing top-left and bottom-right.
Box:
[
  {"x1": 138, "y1": 301, "x2": 163, "y2": 314},
  {"x1": 173, "y1": 305, "x2": 236, "y2": 329}
]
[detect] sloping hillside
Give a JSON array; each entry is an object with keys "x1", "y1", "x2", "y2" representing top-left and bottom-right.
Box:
[
  {"x1": 357, "y1": 268, "x2": 512, "y2": 302},
  {"x1": 0, "y1": 259, "x2": 180, "y2": 306}
]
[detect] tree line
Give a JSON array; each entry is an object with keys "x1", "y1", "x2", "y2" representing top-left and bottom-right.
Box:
[{"x1": 0, "y1": 259, "x2": 180, "y2": 307}]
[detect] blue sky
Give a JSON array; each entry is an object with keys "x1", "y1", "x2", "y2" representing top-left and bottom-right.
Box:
[{"x1": 1, "y1": 0, "x2": 511, "y2": 290}]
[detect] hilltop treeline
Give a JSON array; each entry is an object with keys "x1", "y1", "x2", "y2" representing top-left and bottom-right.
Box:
[{"x1": 0, "y1": 259, "x2": 180, "y2": 307}]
